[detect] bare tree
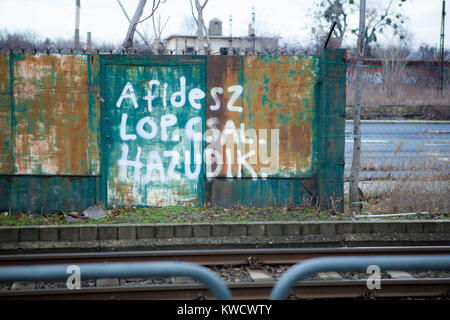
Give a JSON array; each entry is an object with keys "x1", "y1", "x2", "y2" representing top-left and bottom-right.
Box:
[
  {"x1": 309, "y1": 0, "x2": 408, "y2": 56},
  {"x1": 117, "y1": 0, "x2": 152, "y2": 49},
  {"x1": 349, "y1": 0, "x2": 366, "y2": 214},
  {"x1": 0, "y1": 29, "x2": 40, "y2": 49},
  {"x1": 190, "y1": 0, "x2": 210, "y2": 53},
  {"x1": 180, "y1": 15, "x2": 197, "y2": 36},
  {"x1": 152, "y1": 14, "x2": 170, "y2": 51},
  {"x1": 121, "y1": 0, "x2": 166, "y2": 50}
]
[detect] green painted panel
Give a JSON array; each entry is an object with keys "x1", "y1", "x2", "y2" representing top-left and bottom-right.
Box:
[
  {"x1": 209, "y1": 178, "x2": 314, "y2": 208},
  {"x1": 318, "y1": 49, "x2": 346, "y2": 209},
  {"x1": 0, "y1": 175, "x2": 99, "y2": 212},
  {"x1": 101, "y1": 56, "x2": 206, "y2": 206}
]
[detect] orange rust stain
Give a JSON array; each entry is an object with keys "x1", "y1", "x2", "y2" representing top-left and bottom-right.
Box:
[
  {"x1": 279, "y1": 122, "x2": 312, "y2": 172},
  {"x1": 13, "y1": 54, "x2": 90, "y2": 175},
  {"x1": 88, "y1": 54, "x2": 101, "y2": 175},
  {"x1": 207, "y1": 56, "x2": 242, "y2": 123},
  {"x1": 245, "y1": 57, "x2": 315, "y2": 176},
  {"x1": 205, "y1": 56, "x2": 317, "y2": 177},
  {"x1": 207, "y1": 56, "x2": 243, "y2": 176}
]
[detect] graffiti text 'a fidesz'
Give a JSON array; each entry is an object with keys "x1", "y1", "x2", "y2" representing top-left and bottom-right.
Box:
[{"x1": 116, "y1": 77, "x2": 279, "y2": 183}]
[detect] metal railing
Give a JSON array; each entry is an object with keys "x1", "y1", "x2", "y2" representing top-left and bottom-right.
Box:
[
  {"x1": 270, "y1": 255, "x2": 450, "y2": 300},
  {"x1": 0, "y1": 261, "x2": 232, "y2": 300},
  {"x1": 1, "y1": 255, "x2": 449, "y2": 300}
]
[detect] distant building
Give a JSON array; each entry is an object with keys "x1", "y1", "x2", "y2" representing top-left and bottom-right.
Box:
[{"x1": 165, "y1": 18, "x2": 279, "y2": 55}]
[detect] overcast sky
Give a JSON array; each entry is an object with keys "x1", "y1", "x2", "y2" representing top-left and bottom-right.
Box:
[{"x1": 0, "y1": 0, "x2": 448, "y2": 49}]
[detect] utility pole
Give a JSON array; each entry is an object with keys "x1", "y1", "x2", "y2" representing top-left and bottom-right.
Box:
[
  {"x1": 251, "y1": 7, "x2": 255, "y2": 54},
  {"x1": 439, "y1": 0, "x2": 446, "y2": 92},
  {"x1": 349, "y1": 0, "x2": 366, "y2": 214},
  {"x1": 74, "y1": 0, "x2": 80, "y2": 49}
]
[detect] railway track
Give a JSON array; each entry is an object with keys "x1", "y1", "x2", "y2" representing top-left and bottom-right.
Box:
[
  {"x1": 0, "y1": 279, "x2": 449, "y2": 300},
  {"x1": 1, "y1": 246, "x2": 449, "y2": 266},
  {"x1": 0, "y1": 246, "x2": 449, "y2": 300}
]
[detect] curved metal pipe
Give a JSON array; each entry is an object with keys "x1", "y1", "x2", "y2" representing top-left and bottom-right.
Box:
[
  {"x1": 0, "y1": 261, "x2": 232, "y2": 300},
  {"x1": 270, "y1": 255, "x2": 450, "y2": 300}
]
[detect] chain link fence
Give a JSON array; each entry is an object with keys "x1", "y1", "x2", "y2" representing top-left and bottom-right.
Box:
[{"x1": 345, "y1": 61, "x2": 449, "y2": 215}]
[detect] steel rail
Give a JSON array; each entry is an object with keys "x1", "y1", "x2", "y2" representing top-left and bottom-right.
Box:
[
  {"x1": 0, "y1": 279, "x2": 449, "y2": 300},
  {"x1": 1, "y1": 246, "x2": 449, "y2": 267}
]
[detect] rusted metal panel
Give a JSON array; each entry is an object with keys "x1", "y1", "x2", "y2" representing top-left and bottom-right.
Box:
[
  {"x1": 101, "y1": 55, "x2": 206, "y2": 207},
  {"x1": 206, "y1": 56, "x2": 319, "y2": 180},
  {"x1": 12, "y1": 54, "x2": 90, "y2": 175},
  {"x1": 206, "y1": 55, "x2": 320, "y2": 206},
  {"x1": 0, "y1": 53, "x2": 344, "y2": 211},
  {"x1": 243, "y1": 56, "x2": 319, "y2": 178},
  {"x1": 206, "y1": 56, "x2": 244, "y2": 178},
  {"x1": 0, "y1": 55, "x2": 12, "y2": 173}
]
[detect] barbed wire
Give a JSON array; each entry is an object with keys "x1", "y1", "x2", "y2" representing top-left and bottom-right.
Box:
[
  {"x1": 0, "y1": 46, "x2": 314, "y2": 56},
  {"x1": 1, "y1": 47, "x2": 448, "y2": 70}
]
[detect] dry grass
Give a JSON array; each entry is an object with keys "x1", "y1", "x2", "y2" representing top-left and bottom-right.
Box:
[
  {"x1": 346, "y1": 59, "x2": 450, "y2": 120},
  {"x1": 367, "y1": 178, "x2": 449, "y2": 215},
  {"x1": 347, "y1": 85, "x2": 450, "y2": 107},
  {"x1": 353, "y1": 142, "x2": 449, "y2": 215}
]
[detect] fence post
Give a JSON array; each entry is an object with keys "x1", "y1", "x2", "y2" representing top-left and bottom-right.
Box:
[{"x1": 318, "y1": 48, "x2": 347, "y2": 210}]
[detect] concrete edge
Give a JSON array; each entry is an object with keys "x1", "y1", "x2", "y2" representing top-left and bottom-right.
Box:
[
  {"x1": 0, "y1": 220, "x2": 448, "y2": 243},
  {"x1": 1, "y1": 233, "x2": 450, "y2": 253}
]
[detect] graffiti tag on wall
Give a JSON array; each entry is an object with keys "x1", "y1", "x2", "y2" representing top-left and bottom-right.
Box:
[{"x1": 115, "y1": 77, "x2": 279, "y2": 185}]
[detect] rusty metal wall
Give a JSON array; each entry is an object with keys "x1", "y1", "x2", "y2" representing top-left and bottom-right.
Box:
[
  {"x1": 0, "y1": 54, "x2": 99, "y2": 175},
  {"x1": 0, "y1": 54, "x2": 100, "y2": 212},
  {"x1": 0, "y1": 51, "x2": 345, "y2": 211}
]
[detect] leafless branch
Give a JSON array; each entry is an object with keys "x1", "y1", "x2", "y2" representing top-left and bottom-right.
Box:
[
  {"x1": 116, "y1": 0, "x2": 151, "y2": 48},
  {"x1": 138, "y1": 0, "x2": 167, "y2": 24}
]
